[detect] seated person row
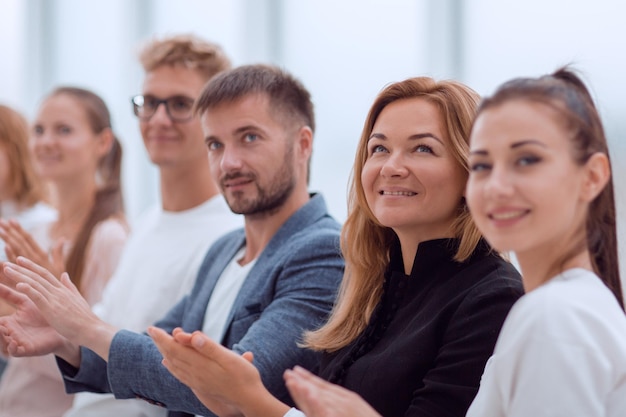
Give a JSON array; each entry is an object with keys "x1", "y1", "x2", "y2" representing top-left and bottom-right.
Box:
[
  {"x1": 0, "y1": 64, "x2": 345, "y2": 417},
  {"x1": 152, "y1": 68, "x2": 626, "y2": 417},
  {"x1": 1, "y1": 66, "x2": 524, "y2": 417}
]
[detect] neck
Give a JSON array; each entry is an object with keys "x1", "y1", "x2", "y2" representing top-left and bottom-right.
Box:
[
  {"x1": 397, "y1": 235, "x2": 418, "y2": 276},
  {"x1": 49, "y1": 179, "x2": 96, "y2": 241},
  {"x1": 239, "y1": 187, "x2": 310, "y2": 265},
  {"x1": 516, "y1": 248, "x2": 593, "y2": 292},
  {"x1": 159, "y1": 160, "x2": 220, "y2": 212}
]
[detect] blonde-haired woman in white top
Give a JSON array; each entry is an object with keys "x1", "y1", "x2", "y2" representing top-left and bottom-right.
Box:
[{"x1": 0, "y1": 87, "x2": 129, "y2": 417}]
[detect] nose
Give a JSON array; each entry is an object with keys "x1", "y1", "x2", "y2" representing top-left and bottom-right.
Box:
[
  {"x1": 380, "y1": 153, "x2": 408, "y2": 178},
  {"x1": 148, "y1": 102, "x2": 173, "y2": 125},
  {"x1": 219, "y1": 144, "x2": 244, "y2": 173},
  {"x1": 32, "y1": 131, "x2": 54, "y2": 147},
  {"x1": 483, "y1": 165, "x2": 514, "y2": 198}
]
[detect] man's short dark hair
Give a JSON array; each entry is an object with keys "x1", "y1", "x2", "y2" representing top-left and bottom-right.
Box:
[{"x1": 194, "y1": 64, "x2": 315, "y2": 132}]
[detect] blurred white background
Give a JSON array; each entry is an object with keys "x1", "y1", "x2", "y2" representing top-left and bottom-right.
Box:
[{"x1": 1, "y1": 0, "x2": 625, "y2": 272}]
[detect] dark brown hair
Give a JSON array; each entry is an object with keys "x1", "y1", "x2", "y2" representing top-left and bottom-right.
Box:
[
  {"x1": 47, "y1": 87, "x2": 125, "y2": 292},
  {"x1": 194, "y1": 64, "x2": 315, "y2": 133},
  {"x1": 476, "y1": 67, "x2": 623, "y2": 309}
]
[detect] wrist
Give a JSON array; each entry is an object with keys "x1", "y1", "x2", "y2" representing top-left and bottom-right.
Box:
[
  {"x1": 240, "y1": 384, "x2": 290, "y2": 417},
  {"x1": 55, "y1": 337, "x2": 81, "y2": 367},
  {"x1": 77, "y1": 319, "x2": 118, "y2": 362}
]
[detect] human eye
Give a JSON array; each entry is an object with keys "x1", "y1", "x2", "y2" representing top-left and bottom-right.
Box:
[
  {"x1": 469, "y1": 159, "x2": 491, "y2": 173},
  {"x1": 206, "y1": 140, "x2": 222, "y2": 151},
  {"x1": 243, "y1": 133, "x2": 258, "y2": 143},
  {"x1": 516, "y1": 155, "x2": 541, "y2": 167},
  {"x1": 169, "y1": 96, "x2": 193, "y2": 111},
  {"x1": 33, "y1": 125, "x2": 44, "y2": 136},
  {"x1": 57, "y1": 125, "x2": 72, "y2": 135},
  {"x1": 143, "y1": 96, "x2": 159, "y2": 111},
  {"x1": 368, "y1": 144, "x2": 387, "y2": 155},
  {"x1": 415, "y1": 144, "x2": 434, "y2": 154}
]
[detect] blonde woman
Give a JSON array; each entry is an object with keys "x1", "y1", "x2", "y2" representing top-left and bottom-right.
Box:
[{"x1": 0, "y1": 87, "x2": 128, "y2": 417}]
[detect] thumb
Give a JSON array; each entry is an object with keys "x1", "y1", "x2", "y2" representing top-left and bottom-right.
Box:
[{"x1": 242, "y1": 351, "x2": 254, "y2": 364}]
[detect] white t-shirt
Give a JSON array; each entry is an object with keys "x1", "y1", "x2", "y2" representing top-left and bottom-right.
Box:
[
  {"x1": 195, "y1": 248, "x2": 256, "y2": 417},
  {"x1": 65, "y1": 195, "x2": 242, "y2": 417},
  {"x1": 201, "y1": 247, "x2": 256, "y2": 341},
  {"x1": 466, "y1": 268, "x2": 626, "y2": 417}
]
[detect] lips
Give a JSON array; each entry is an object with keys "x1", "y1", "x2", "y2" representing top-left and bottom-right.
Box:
[
  {"x1": 379, "y1": 190, "x2": 417, "y2": 196},
  {"x1": 221, "y1": 173, "x2": 255, "y2": 189},
  {"x1": 488, "y1": 209, "x2": 529, "y2": 221},
  {"x1": 34, "y1": 154, "x2": 62, "y2": 163}
]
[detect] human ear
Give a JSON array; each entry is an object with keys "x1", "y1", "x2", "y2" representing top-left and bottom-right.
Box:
[
  {"x1": 96, "y1": 127, "x2": 114, "y2": 157},
  {"x1": 296, "y1": 126, "x2": 313, "y2": 162},
  {"x1": 580, "y1": 152, "x2": 610, "y2": 202}
]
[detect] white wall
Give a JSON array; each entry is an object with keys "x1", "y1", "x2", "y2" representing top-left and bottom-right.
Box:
[{"x1": 1, "y1": 0, "x2": 625, "y2": 271}]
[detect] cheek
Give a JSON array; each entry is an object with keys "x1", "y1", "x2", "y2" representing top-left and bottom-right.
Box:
[
  {"x1": 139, "y1": 122, "x2": 149, "y2": 140},
  {"x1": 208, "y1": 153, "x2": 222, "y2": 176},
  {"x1": 360, "y1": 163, "x2": 378, "y2": 200},
  {"x1": 427, "y1": 165, "x2": 465, "y2": 198},
  {"x1": 465, "y1": 178, "x2": 480, "y2": 213}
]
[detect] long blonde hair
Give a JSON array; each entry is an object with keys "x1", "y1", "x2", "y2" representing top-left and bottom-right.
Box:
[
  {"x1": 0, "y1": 105, "x2": 44, "y2": 207},
  {"x1": 304, "y1": 77, "x2": 481, "y2": 352}
]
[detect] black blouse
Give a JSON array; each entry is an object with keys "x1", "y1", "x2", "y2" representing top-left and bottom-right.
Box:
[{"x1": 319, "y1": 238, "x2": 523, "y2": 417}]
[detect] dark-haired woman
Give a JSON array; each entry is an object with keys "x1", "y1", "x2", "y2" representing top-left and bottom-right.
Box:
[{"x1": 465, "y1": 68, "x2": 626, "y2": 416}]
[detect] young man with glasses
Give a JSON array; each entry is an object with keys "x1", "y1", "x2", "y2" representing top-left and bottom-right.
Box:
[{"x1": 61, "y1": 34, "x2": 243, "y2": 417}]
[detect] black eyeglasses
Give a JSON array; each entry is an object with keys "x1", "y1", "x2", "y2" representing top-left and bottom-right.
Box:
[{"x1": 131, "y1": 95, "x2": 196, "y2": 122}]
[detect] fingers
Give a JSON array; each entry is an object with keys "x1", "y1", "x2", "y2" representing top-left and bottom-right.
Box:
[
  {"x1": 242, "y1": 351, "x2": 254, "y2": 364},
  {"x1": 286, "y1": 366, "x2": 324, "y2": 386},
  {"x1": 3, "y1": 262, "x2": 56, "y2": 296},
  {"x1": 0, "y1": 283, "x2": 29, "y2": 307},
  {"x1": 3, "y1": 244, "x2": 17, "y2": 264},
  {"x1": 0, "y1": 221, "x2": 46, "y2": 263},
  {"x1": 15, "y1": 257, "x2": 60, "y2": 284},
  {"x1": 59, "y1": 273, "x2": 82, "y2": 297},
  {"x1": 172, "y1": 327, "x2": 194, "y2": 346},
  {"x1": 148, "y1": 326, "x2": 200, "y2": 387}
]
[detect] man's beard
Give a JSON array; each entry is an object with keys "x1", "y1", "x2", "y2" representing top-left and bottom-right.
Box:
[{"x1": 222, "y1": 147, "x2": 297, "y2": 216}]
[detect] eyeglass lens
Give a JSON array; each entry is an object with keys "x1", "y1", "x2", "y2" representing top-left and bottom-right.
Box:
[{"x1": 132, "y1": 95, "x2": 195, "y2": 121}]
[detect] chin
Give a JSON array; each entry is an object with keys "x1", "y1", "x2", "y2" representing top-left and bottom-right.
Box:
[{"x1": 482, "y1": 235, "x2": 520, "y2": 253}]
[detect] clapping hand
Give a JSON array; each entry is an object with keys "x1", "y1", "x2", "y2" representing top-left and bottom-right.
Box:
[{"x1": 0, "y1": 219, "x2": 65, "y2": 280}]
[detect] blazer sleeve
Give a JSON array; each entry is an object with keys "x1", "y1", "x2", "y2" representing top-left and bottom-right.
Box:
[
  {"x1": 405, "y1": 272, "x2": 522, "y2": 417},
  {"x1": 91, "y1": 231, "x2": 343, "y2": 416},
  {"x1": 227, "y1": 231, "x2": 344, "y2": 405},
  {"x1": 57, "y1": 346, "x2": 112, "y2": 394}
]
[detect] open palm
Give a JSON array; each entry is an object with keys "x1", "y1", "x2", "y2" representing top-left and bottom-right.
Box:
[{"x1": 0, "y1": 282, "x2": 66, "y2": 357}]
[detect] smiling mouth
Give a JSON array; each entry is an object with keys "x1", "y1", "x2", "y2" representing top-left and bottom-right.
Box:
[
  {"x1": 379, "y1": 191, "x2": 417, "y2": 196},
  {"x1": 489, "y1": 210, "x2": 529, "y2": 220}
]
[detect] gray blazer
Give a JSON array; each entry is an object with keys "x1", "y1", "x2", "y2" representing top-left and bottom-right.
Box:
[{"x1": 58, "y1": 194, "x2": 344, "y2": 417}]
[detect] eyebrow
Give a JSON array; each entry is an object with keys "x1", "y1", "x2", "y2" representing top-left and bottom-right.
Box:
[
  {"x1": 368, "y1": 132, "x2": 444, "y2": 145},
  {"x1": 511, "y1": 139, "x2": 547, "y2": 149},
  {"x1": 233, "y1": 125, "x2": 261, "y2": 135},
  {"x1": 470, "y1": 139, "x2": 547, "y2": 156},
  {"x1": 204, "y1": 125, "x2": 263, "y2": 145}
]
